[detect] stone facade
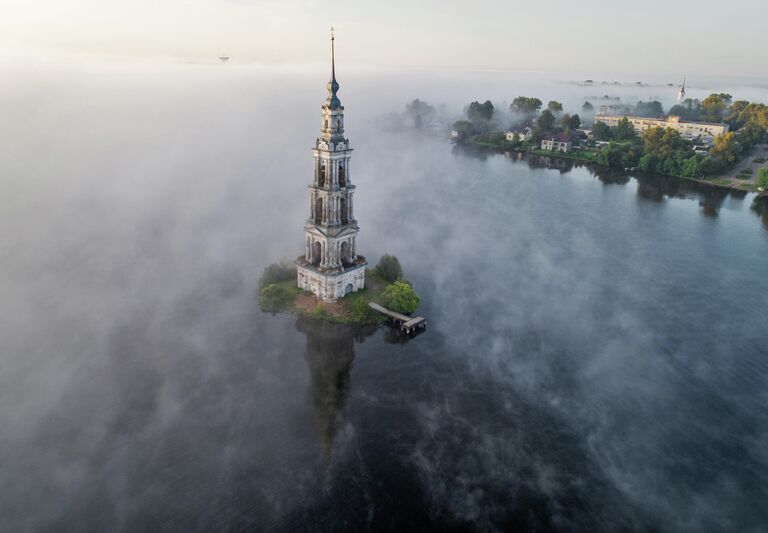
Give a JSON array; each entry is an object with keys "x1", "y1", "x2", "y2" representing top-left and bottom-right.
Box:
[
  {"x1": 541, "y1": 138, "x2": 572, "y2": 152},
  {"x1": 297, "y1": 33, "x2": 366, "y2": 303}
]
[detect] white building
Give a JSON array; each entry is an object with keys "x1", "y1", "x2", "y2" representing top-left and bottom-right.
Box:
[
  {"x1": 541, "y1": 133, "x2": 573, "y2": 152},
  {"x1": 594, "y1": 114, "x2": 729, "y2": 145},
  {"x1": 296, "y1": 33, "x2": 366, "y2": 302},
  {"x1": 506, "y1": 127, "x2": 533, "y2": 142}
]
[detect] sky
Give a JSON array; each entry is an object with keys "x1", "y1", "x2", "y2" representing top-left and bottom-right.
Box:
[{"x1": 1, "y1": 0, "x2": 766, "y2": 78}]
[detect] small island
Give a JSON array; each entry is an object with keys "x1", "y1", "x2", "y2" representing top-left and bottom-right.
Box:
[
  {"x1": 258, "y1": 33, "x2": 424, "y2": 332},
  {"x1": 258, "y1": 254, "x2": 422, "y2": 328}
]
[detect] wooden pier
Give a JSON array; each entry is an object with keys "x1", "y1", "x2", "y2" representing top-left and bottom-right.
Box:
[{"x1": 368, "y1": 302, "x2": 427, "y2": 334}]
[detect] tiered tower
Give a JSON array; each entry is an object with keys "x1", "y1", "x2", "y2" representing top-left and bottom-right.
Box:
[{"x1": 297, "y1": 30, "x2": 366, "y2": 302}]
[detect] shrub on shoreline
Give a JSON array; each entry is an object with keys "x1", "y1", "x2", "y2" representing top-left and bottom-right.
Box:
[
  {"x1": 258, "y1": 261, "x2": 296, "y2": 290},
  {"x1": 382, "y1": 281, "x2": 420, "y2": 315},
  {"x1": 375, "y1": 254, "x2": 403, "y2": 283},
  {"x1": 259, "y1": 283, "x2": 293, "y2": 313}
]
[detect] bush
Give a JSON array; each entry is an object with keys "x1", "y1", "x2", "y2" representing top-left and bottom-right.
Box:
[
  {"x1": 375, "y1": 254, "x2": 403, "y2": 282},
  {"x1": 258, "y1": 261, "x2": 296, "y2": 289},
  {"x1": 757, "y1": 168, "x2": 768, "y2": 188},
  {"x1": 258, "y1": 283, "x2": 293, "y2": 313},
  {"x1": 349, "y1": 298, "x2": 381, "y2": 324},
  {"x1": 382, "y1": 281, "x2": 420, "y2": 314},
  {"x1": 312, "y1": 302, "x2": 329, "y2": 319}
]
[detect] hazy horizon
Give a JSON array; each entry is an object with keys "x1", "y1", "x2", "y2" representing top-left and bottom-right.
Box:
[{"x1": 2, "y1": 0, "x2": 767, "y2": 78}]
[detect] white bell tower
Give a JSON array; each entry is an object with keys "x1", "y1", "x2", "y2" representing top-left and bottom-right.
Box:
[{"x1": 296, "y1": 29, "x2": 366, "y2": 302}]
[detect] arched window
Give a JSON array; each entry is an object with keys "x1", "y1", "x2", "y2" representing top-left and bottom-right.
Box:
[
  {"x1": 318, "y1": 164, "x2": 326, "y2": 187},
  {"x1": 339, "y1": 197, "x2": 348, "y2": 225},
  {"x1": 312, "y1": 241, "x2": 321, "y2": 266},
  {"x1": 324, "y1": 119, "x2": 328, "y2": 130},
  {"x1": 338, "y1": 164, "x2": 346, "y2": 187},
  {"x1": 340, "y1": 241, "x2": 351, "y2": 266},
  {"x1": 315, "y1": 197, "x2": 323, "y2": 224},
  {"x1": 336, "y1": 118, "x2": 342, "y2": 129}
]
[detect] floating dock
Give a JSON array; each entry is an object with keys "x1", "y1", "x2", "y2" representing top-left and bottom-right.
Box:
[{"x1": 368, "y1": 302, "x2": 427, "y2": 334}]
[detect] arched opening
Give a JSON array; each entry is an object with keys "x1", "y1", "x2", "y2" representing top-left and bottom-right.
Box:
[
  {"x1": 340, "y1": 241, "x2": 351, "y2": 267},
  {"x1": 318, "y1": 164, "x2": 326, "y2": 188},
  {"x1": 314, "y1": 197, "x2": 323, "y2": 224},
  {"x1": 324, "y1": 119, "x2": 328, "y2": 130},
  {"x1": 339, "y1": 197, "x2": 348, "y2": 225},
  {"x1": 345, "y1": 283, "x2": 354, "y2": 295},
  {"x1": 312, "y1": 241, "x2": 321, "y2": 266},
  {"x1": 336, "y1": 118, "x2": 342, "y2": 130},
  {"x1": 338, "y1": 164, "x2": 346, "y2": 187}
]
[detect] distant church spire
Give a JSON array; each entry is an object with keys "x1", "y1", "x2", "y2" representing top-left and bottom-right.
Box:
[
  {"x1": 326, "y1": 27, "x2": 341, "y2": 109},
  {"x1": 678, "y1": 76, "x2": 686, "y2": 102}
]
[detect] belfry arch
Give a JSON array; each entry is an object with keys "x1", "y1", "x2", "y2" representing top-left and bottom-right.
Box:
[
  {"x1": 340, "y1": 241, "x2": 351, "y2": 266},
  {"x1": 315, "y1": 197, "x2": 323, "y2": 224},
  {"x1": 339, "y1": 197, "x2": 348, "y2": 225},
  {"x1": 338, "y1": 163, "x2": 346, "y2": 187},
  {"x1": 318, "y1": 164, "x2": 326, "y2": 188}
]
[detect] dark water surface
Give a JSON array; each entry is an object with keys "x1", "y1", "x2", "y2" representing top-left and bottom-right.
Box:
[{"x1": 1, "y1": 67, "x2": 767, "y2": 532}]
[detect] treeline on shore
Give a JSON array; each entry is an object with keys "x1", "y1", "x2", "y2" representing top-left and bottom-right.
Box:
[{"x1": 403, "y1": 93, "x2": 768, "y2": 181}]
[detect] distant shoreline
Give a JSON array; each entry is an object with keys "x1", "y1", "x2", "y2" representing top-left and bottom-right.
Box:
[{"x1": 460, "y1": 137, "x2": 767, "y2": 196}]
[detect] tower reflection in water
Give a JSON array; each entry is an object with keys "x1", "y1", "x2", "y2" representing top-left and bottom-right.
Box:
[
  {"x1": 295, "y1": 315, "x2": 419, "y2": 455},
  {"x1": 295, "y1": 316, "x2": 376, "y2": 456}
]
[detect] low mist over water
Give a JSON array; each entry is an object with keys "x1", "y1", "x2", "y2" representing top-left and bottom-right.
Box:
[{"x1": 1, "y1": 60, "x2": 767, "y2": 532}]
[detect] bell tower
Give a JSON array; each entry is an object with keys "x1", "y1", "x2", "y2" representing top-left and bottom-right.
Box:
[{"x1": 297, "y1": 29, "x2": 366, "y2": 302}]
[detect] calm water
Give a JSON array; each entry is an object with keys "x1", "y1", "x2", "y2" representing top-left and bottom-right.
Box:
[{"x1": 1, "y1": 67, "x2": 768, "y2": 532}]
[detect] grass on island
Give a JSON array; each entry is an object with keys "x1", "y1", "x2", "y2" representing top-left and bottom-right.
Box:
[
  {"x1": 257, "y1": 266, "x2": 397, "y2": 325},
  {"x1": 299, "y1": 271, "x2": 391, "y2": 325}
]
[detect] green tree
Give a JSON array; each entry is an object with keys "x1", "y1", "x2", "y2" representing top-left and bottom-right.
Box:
[
  {"x1": 640, "y1": 127, "x2": 695, "y2": 177},
  {"x1": 757, "y1": 168, "x2": 768, "y2": 189},
  {"x1": 701, "y1": 93, "x2": 732, "y2": 121},
  {"x1": 592, "y1": 121, "x2": 612, "y2": 141},
  {"x1": 668, "y1": 98, "x2": 702, "y2": 121},
  {"x1": 405, "y1": 98, "x2": 435, "y2": 122},
  {"x1": 596, "y1": 142, "x2": 641, "y2": 169},
  {"x1": 414, "y1": 114, "x2": 423, "y2": 129},
  {"x1": 633, "y1": 100, "x2": 664, "y2": 118},
  {"x1": 529, "y1": 127, "x2": 544, "y2": 145},
  {"x1": 382, "y1": 281, "x2": 420, "y2": 314},
  {"x1": 258, "y1": 261, "x2": 296, "y2": 290},
  {"x1": 510, "y1": 96, "x2": 543, "y2": 115},
  {"x1": 468, "y1": 100, "x2": 494, "y2": 123},
  {"x1": 612, "y1": 117, "x2": 637, "y2": 141},
  {"x1": 452, "y1": 120, "x2": 475, "y2": 140},
  {"x1": 537, "y1": 109, "x2": 555, "y2": 131},
  {"x1": 581, "y1": 101, "x2": 594, "y2": 114},
  {"x1": 349, "y1": 298, "x2": 381, "y2": 324},
  {"x1": 560, "y1": 113, "x2": 572, "y2": 131},
  {"x1": 569, "y1": 114, "x2": 581, "y2": 130},
  {"x1": 258, "y1": 284, "x2": 293, "y2": 313},
  {"x1": 681, "y1": 155, "x2": 702, "y2": 178},
  {"x1": 375, "y1": 254, "x2": 403, "y2": 282},
  {"x1": 709, "y1": 132, "x2": 739, "y2": 168},
  {"x1": 547, "y1": 100, "x2": 563, "y2": 114}
]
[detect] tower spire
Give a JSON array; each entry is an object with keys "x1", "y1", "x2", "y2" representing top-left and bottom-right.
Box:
[
  {"x1": 325, "y1": 26, "x2": 341, "y2": 109},
  {"x1": 331, "y1": 26, "x2": 336, "y2": 81}
]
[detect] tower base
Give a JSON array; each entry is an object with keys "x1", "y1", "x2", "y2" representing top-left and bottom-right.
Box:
[{"x1": 296, "y1": 259, "x2": 366, "y2": 303}]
